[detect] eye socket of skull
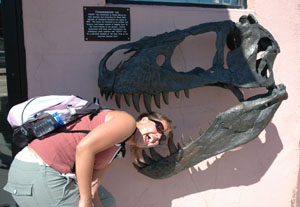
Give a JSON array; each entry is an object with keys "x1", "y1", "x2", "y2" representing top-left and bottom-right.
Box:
[{"x1": 226, "y1": 32, "x2": 242, "y2": 50}]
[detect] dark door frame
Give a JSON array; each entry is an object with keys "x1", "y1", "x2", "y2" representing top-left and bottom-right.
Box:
[{"x1": 2, "y1": 0, "x2": 27, "y2": 108}]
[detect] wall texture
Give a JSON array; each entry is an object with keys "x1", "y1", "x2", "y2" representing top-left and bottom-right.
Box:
[{"x1": 21, "y1": 0, "x2": 300, "y2": 206}]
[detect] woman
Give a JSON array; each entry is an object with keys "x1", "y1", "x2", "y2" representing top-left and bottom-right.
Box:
[{"x1": 4, "y1": 109, "x2": 173, "y2": 207}]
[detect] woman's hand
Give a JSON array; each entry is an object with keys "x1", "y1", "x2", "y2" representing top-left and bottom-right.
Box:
[
  {"x1": 79, "y1": 198, "x2": 94, "y2": 207},
  {"x1": 93, "y1": 194, "x2": 103, "y2": 207}
]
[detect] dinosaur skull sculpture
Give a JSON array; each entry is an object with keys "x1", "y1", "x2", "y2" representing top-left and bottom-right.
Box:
[{"x1": 98, "y1": 14, "x2": 288, "y2": 179}]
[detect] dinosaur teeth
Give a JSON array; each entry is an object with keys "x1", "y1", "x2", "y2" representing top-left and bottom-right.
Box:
[
  {"x1": 115, "y1": 93, "x2": 121, "y2": 108},
  {"x1": 177, "y1": 142, "x2": 183, "y2": 150},
  {"x1": 180, "y1": 134, "x2": 187, "y2": 147},
  {"x1": 105, "y1": 91, "x2": 112, "y2": 101},
  {"x1": 132, "y1": 159, "x2": 148, "y2": 170},
  {"x1": 149, "y1": 148, "x2": 164, "y2": 161},
  {"x1": 162, "y1": 91, "x2": 169, "y2": 105},
  {"x1": 143, "y1": 93, "x2": 153, "y2": 113},
  {"x1": 132, "y1": 93, "x2": 141, "y2": 112},
  {"x1": 180, "y1": 134, "x2": 194, "y2": 147},
  {"x1": 168, "y1": 136, "x2": 178, "y2": 154},
  {"x1": 124, "y1": 94, "x2": 131, "y2": 106},
  {"x1": 132, "y1": 162, "x2": 142, "y2": 171},
  {"x1": 154, "y1": 93, "x2": 161, "y2": 108},
  {"x1": 110, "y1": 92, "x2": 114, "y2": 99},
  {"x1": 136, "y1": 159, "x2": 148, "y2": 168},
  {"x1": 142, "y1": 149, "x2": 154, "y2": 164},
  {"x1": 184, "y1": 89, "x2": 189, "y2": 98},
  {"x1": 198, "y1": 128, "x2": 204, "y2": 136},
  {"x1": 109, "y1": 89, "x2": 191, "y2": 112}
]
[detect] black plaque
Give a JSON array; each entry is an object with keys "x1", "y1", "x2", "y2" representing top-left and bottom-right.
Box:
[{"x1": 84, "y1": 7, "x2": 130, "y2": 41}]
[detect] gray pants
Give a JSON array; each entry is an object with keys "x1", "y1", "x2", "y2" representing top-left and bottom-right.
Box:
[{"x1": 4, "y1": 159, "x2": 116, "y2": 207}]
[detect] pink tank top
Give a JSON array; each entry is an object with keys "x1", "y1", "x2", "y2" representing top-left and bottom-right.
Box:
[{"x1": 29, "y1": 110, "x2": 120, "y2": 174}]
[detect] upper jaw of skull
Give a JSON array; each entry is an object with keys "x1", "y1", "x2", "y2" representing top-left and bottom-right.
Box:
[{"x1": 99, "y1": 15, "x2": 279, "y2": 113}]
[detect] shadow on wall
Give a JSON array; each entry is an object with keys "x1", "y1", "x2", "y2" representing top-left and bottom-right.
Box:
[
  {"x1": 106, "y1": 122, "x2": 282, "y2": 207},
  {"x1": 182, "y1": 122, "x2": 282, "y2": 190}
]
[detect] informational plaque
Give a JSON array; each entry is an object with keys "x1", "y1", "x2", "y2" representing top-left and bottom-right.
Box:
[{"x1": 83, "y1": 7, "x2": 130, "y2": 41}]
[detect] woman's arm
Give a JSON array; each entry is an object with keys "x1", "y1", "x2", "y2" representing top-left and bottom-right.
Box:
[
  {"x1": 78, "y1": 167, "x2": 107, "y2": 207},
  {"x1": 91, "y1": 166, "x2": 110, "y2": 207},
  {"x1": 76, "y1": 111, "x2": 136, "y2": 207}
]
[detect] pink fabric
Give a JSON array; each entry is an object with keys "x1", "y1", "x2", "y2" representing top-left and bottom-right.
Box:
[{"x1": 29, "y1": 109, "x2": 119, "y2": 173}]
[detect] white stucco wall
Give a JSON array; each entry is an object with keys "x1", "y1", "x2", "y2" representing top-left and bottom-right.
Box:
[{"x1": 22, "y1": 0, "x2": 300, "y2": 206}]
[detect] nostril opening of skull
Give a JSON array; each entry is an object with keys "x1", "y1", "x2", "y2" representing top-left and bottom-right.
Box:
[
  {"x1": 257, "y1": 37, "x2": 273, "y2": 52},
  {"x1": 262, "y1": 67, "x2": 271, "y2": 78},
  {"x1": 255, "y1": 38, "x2": 274, "y2": 79},
  {"x1": 256, "y1": 58, "x2": 271, "y2": 79},
  {"x1": 156, "y1": 54, "x2": 166, "y2": 66},
  {"x1": 257, "y1": 51, "x2": 264, "y2": 60}
]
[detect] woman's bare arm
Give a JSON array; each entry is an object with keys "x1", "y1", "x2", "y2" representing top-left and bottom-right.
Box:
[
  {"x1": 91, "y1": 165, "x2": 110, "y2": 207},
  {"x1": 76, "y1": 111, "x2": 136, "y2": 207}
]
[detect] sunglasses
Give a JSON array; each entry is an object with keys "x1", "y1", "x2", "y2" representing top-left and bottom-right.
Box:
[{"x1": 148, "y1": 118, "x2": 167, "y2": 145}]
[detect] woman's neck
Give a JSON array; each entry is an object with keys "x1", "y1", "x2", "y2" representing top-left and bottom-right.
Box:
[{"x1": 125, "y1": 128, "x2": 138, "y2": 145}]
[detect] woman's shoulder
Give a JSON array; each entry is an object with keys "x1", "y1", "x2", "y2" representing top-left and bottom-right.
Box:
[
  {"x1": 106, "y1": 110, "x2": 136, "y2": 124},
  {"x1": 105, "y1": 110, "x2": 137, "y2": 138}
]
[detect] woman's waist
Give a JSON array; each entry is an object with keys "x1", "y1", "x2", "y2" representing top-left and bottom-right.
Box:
[
  {"x1": 15, "y1": 146, "x2": 48, "y2": 165},
  {"x1": 15, "y1": 146, "x2": 77, "y2": 179}
]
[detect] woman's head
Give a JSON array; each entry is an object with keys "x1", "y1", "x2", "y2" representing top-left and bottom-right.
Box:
[{"x1": 134, "y1": 112, "x2": 174, "y2": 148}]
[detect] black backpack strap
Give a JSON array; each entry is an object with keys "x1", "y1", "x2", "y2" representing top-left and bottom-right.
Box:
[
  {"x1": 89, "y1": 108, "x2": 102, "y2": 120},
  {"x1": 114, "y1": 128, "x2": 137, "y2": 158},
  {"x1": 56, "y1": 129, "x2": 90, "y2": 134}
]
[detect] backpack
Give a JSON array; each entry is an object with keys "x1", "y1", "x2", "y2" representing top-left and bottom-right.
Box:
[{"x1": 7, "y1": 95, "x2": 102, "y2": 154}]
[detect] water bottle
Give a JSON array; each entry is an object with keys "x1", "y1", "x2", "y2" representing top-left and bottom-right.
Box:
[
  {"x1": 52, "y1": 111, "x2": 72, "y2": 126},
  {"x1": 31, "y1": 107, "x2": 74, "y2": 137},
  {"x1": 31, "y1": 114, "x2": 58, "y2": 137}
]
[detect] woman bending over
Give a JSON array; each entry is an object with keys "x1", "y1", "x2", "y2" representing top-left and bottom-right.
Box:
[{"x1": 4, "y1": 109, "x2": 173, "y2": 207}]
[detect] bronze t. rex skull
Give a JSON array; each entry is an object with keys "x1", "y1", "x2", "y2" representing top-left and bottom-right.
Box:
[{"x1": 98, "y1": 14, "x2": 287, "y2": 179}]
